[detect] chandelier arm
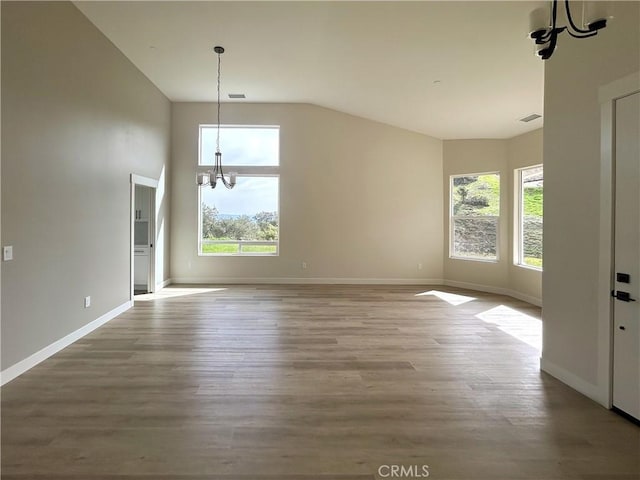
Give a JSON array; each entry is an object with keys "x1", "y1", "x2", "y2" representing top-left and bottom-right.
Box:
[
  {"x1": 534, "y1": 0, "x2": 559, "y2": 44},
  {"x1": 565, "y1": 29, "x2": 597, "y2": 39},
  {"x1": 220, "y1": 175, "x2": 233, "y2": 189},
  {"x1": 564, "y1": 0, "x2": 594, "y2": 34},
  {"x1": 537, "y1": 28, "x2": 555, "y2": 43},
  {"x1": 540, "y1": 28, "x2": 559, "y2": 60}
]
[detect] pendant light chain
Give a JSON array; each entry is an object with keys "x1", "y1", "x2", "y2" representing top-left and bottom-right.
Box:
[{"x1": 216, "y1": 50, "x2": 221, "y2": 154}]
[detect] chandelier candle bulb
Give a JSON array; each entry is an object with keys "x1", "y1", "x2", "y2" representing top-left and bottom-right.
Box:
[
  {"x1": 529, "y1": 6, "x2": 551, "y2": 38},
  {"x1": 584, "y1": 2, "x2": 609, "y2": 31},
  {"x1": 536, "y1": 41, "x2": 550, "y2": 57},
  {"x1": 197, "y1": 173, "x2": 208, "y2": 186}
]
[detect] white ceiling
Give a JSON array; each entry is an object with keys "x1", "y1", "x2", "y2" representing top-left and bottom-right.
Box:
[{"x1": 74, "y1": 1, "x2": 545, "y2": 140}]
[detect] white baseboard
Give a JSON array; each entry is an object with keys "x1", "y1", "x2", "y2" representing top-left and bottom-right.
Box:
[
  {"x1": 157, "y1": 278, "x2": 172, "y2": 289},
  {"x1": 540, "y1": 357, "x2": 608, "y2": 407},
  {"x1": 0, "y1": 300, "x2": 132, "y2": 386},
  {"x1": 443, "y1": 279, "x2": 542, "y2": 307},
  {"x1": 171, "y1": 277, "x2": 444, "y2": 285}
]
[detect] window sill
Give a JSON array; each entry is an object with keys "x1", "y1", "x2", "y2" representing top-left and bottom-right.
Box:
[
  {"x1": 449, "y1": 255, "x2": 499, "y2": 264},
  {"x1": 198, "y1": 253, "x2": 279, "y2": 257},
  {"x1": 514, "y1": 263, "x2": 543, "y2": 272}
]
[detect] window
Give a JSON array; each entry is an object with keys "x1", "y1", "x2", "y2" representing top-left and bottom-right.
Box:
[
  {"x1": 198, "y1": 125, "x2": 280, "y2": 256},
  {"x1": 516, "y1": 165, "x2": 543, "y2": 269},
  {"x1": 450, "y1": 172, "x2": 500, "y2": 261}
]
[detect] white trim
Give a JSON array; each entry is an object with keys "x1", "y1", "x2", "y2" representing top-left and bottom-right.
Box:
[
  {"x1": 0, "y1": 300, "x2": 132, "y2": 386},
  {"x1": 448, "y1": 255, "x2": 499, "y2": 264},
  {"x1": 514, "y1": 263, "x2": 543, "y2": 273},
  {"x1": 130, "y1": 173, "x2": 159, "y2": 189},
  {"x1": 540, "y1": 357, "x2": 608, "y2": 407},
  {"x1": 157, "y1": 278, "x2": 172, "y2": 289},
  {"x1": 171, "y1": 277, "x2": 444, "y2": 286},
  {"x1": 598, "y1": 72, "x2": 640, "y2": 104},
  {"x1": 444, "y1": 279, "x2": 542, "y2": 307},
  {"x1": 598, "y1": 87, "x2": 615, "y2": 409}
]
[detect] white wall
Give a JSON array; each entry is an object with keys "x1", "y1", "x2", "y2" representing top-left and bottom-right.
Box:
[
  {"x1": 442, "y1": 130, "x2": 543, "y2": 305},
  {"x1": 1, "y1": 2, "x2": 171, "y2": 371},
  {"x1": 171, "y1": 102, "x2": 443, "y2": 283},
  {"x1": 542, "y1": 1, "x2": 639, "y2": 403}
]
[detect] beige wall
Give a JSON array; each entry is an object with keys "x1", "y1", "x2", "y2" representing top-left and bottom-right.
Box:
[
  {"x1": 507, "y1": 128, "x2": 543, "y2": 302},
  {"x1": 171, "y1": 103, "x2": 443, "y2": 283},
  {"x1": 442, "y1": 129, "x2": 543, "y2": 304},
  {"x1": 1, "y1": 2, "x2": 171, "y2": 369},
  {"x1": 443, "y1": 140, "x2": 510, "y2": 290},
  {"x1": 542, "y1": 1, "x2": 639, "y2": 401}
]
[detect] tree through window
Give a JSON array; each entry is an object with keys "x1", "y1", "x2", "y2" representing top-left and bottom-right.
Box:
[{"x1": 198, "y1": 126, "x2": 280, "y2": 256}]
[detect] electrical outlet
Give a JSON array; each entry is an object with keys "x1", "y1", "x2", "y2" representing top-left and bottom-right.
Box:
[
  {"x1": 418, "y1": 263, "x2": 423, "y2": 270},
  {"x1": 3, "y1": 245, "x2": 13, "y2": 261},
  {"x1": 301, "y1": 261, "x2": 308, "y2": 269},
  {"x1": 84, "y1": 296, "x2": 91, "y2": 308}
]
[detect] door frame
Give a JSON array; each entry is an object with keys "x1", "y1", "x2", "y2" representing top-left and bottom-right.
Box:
[
  {"x1": 598, "y1": 72, "x2": 640, "y2": 409},
  {"x1": 130, "y1": 174, "x2": 159, "y2": 302}
]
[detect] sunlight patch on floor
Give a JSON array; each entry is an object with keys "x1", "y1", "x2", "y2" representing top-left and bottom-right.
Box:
[
  {"x1": 134, "y1": 287, "x2": 227, "y2": 301},
  {"x1": 476, "y1": 305, "x2": 541, "y2": 351},
  {"x1": 415, "y1": 290, "x2": 477, "y2": 306}
]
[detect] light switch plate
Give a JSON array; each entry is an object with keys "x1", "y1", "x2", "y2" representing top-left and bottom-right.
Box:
[{"x1": 3, "y1": 246, "x2": 13, "y2": 261}]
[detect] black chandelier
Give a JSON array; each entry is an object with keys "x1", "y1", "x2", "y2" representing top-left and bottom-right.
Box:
[
  {"x1": 529, "y1": 0, "x2": 608, "y2": 60},
  {"x1": 197, "y1": 46, "x2": 236, "y2": 189}
]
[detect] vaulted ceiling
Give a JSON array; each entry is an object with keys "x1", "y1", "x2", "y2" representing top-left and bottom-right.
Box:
[{"x1": 75, "y1": 1, "x2": 545, "y2": 139}]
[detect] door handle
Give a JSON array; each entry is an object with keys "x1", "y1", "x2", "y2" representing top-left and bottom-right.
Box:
[{"x1": 612, "y1": 290, "x2": 637, "y2": 302}]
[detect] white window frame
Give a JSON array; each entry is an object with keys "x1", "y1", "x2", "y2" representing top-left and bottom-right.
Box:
[
  {"x1": 449, "y1": 171, "x2": 500, "y2": 262},
  {"x1": 197, "y1": 125, "x2": 280, "y2": 257},
  {"x1": 514, "y1": 165, "x2": 543, "y2": 271}
]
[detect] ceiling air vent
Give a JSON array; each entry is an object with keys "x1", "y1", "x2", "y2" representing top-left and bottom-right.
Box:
[
  {"x1": 520, "y1": 113, "x2": 542, "y2": 123},
  {"x1": 228, "y1": 93, "x2": 246, "y2": 99}
]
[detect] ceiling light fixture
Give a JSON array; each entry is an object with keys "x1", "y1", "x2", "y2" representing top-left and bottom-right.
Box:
[
  {"x1": 529, "y1": 0, "x2": 608, "y2": 60},
  {"x1": 197, "y1": 46, "x2": 236, "y2": 189}
]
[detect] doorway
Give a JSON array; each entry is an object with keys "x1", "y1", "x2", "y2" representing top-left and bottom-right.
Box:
[
  {"x1": 611, "y1": 90, "x2": 640, "y2": 423},
  {"x1": 130, "y1": 174, "x2": 158, "y2": 300}
]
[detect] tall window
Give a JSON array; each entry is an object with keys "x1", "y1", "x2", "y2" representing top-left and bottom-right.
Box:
[
  {"x1": 516, "y1": 165, "x2": 543, "y2": 269},
  {"x1": 450, "y1": 172, "x2": 500, "y2": 261},
  {"x1": 198, "y1": 125, "x2": 280, "y2": 256}
]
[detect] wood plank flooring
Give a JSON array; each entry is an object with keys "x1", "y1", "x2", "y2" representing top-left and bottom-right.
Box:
[{"x1": 1, "y1": 284, "x2": 638, "y2": 479}]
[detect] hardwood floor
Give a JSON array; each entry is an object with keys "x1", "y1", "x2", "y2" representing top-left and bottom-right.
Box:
[{"x1": 1, "y1": 285, "x2": 638, "y2": 479}]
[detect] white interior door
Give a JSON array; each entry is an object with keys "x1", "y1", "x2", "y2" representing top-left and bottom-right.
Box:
[
  {"x1": 130, "y1": 174, "x2": 158, "y2": 300},
  {"x1": 612, "y1": 91, "x2": 640, "y2": 422}
]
